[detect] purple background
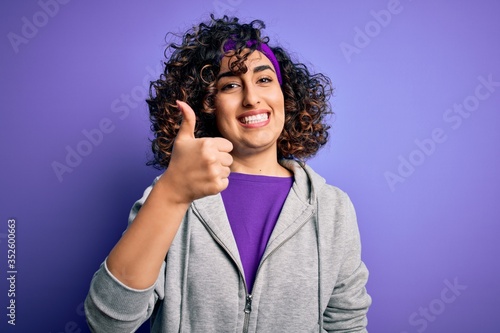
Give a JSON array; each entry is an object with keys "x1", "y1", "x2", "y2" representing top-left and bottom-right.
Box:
[{"x1": 1, "y1": 1, "x2": 499, "y2": 332}]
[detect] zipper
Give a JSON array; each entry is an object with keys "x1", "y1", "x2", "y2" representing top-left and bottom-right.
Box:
[
  {"x1": 243, "y1": 294, "x2": 253, "y2": 333},
  {"x1": 241, "y1": 211, "x2": 313, "y2": 333},
  {"x1": 194, "y1": 207, "x2": 314, "y2": 333},
  {"x1": 192, "y1": 210, "x2": 252, "y2": 332}
]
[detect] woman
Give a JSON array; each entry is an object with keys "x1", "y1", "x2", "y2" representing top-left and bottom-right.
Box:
[{"x1": 85, "y1": 15, "x2": 371, "y2": 332}]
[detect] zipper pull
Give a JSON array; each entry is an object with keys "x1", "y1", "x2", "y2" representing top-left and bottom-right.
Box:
[{"x1": 244, "y1": 294, "x2": 253, "y2": 314}]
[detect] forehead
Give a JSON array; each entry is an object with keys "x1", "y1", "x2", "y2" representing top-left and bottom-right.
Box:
[{"x1": 219, "y1": 50, "x2": 273, "y2": 73}]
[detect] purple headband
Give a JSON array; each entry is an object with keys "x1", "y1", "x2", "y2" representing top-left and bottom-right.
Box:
[{"x1": 222, "y1": 39, "x2": 282, "y2": 85}]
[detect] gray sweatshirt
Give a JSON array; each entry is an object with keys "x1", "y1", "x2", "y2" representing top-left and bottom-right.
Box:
[{"x1": 85, "y1": 160, "x2": 371, "y2": 332}]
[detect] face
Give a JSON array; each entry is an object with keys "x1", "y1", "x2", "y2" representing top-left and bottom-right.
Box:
[{"x1": 214, "y1": 50, "x2": 285, "y2": 159}]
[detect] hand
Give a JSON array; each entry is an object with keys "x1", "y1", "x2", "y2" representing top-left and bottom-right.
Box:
[{"x1": 161, "y1": 101, "x2": 233, "y2": 203}]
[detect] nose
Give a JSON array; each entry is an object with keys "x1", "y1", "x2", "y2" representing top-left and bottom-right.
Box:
[{"x1": 242, "y1": 84, "x2": 260, "y2": 107}]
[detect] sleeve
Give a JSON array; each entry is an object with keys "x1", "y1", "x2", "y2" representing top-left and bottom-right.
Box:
[
  {"x1": 84, "y1": 177, "x2": 166, "y2": 333},
  {"x1": 323, "y1": 192, "x2": 372, "y2": 332}
]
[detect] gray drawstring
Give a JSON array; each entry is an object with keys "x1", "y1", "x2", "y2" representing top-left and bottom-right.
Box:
[
  {"x1": 315, "y1": 197, "x2": 323, "y2": 332},
  {"x1": 295, "y1": 160, "x2": 323, "y2": 332}
]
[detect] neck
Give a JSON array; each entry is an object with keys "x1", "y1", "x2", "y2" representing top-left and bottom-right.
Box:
[{"x1": 230, "y1": 152, "x2": 291, "y2": 177}]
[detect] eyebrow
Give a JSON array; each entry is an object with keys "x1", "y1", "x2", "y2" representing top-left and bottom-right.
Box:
[{"x1": 217, "y1": 65, "x2": 275, "y2": 80}]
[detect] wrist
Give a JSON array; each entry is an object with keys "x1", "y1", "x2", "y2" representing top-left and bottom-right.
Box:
[{"x1": 156, "y1": 169, "x2": 194, "y2": 206}]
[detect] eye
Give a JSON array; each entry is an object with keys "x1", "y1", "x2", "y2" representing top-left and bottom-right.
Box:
[
  {"x1": 258, "y1": 76, "x2": 273, "y2": 84},
  {"x1": 220, "y1": 82, "x2": 240, "y2": 91}
]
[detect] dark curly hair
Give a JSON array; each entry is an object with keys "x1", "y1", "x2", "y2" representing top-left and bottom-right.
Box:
[{"x1": 147, "y1": 15, "x2": 333, "y2": 169}]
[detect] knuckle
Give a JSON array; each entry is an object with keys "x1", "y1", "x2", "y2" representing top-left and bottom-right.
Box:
[
  {"x1": 200, "y1": 149, "x2": 217, "y2": 164},
  {"x1": 200, "y1": 138, "x2": 214, "y2": 150},
  {"x1": 206, "y1": 153, "x2": 218, "y2": 165},
  {"x1": 223, "y1": 166, "x2": 231, "y2": 177},
  {"x1": 213, "y1": 178, "x2": 228, "y2": 193}
]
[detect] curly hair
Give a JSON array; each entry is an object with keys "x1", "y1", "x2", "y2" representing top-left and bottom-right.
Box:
[{"x1": 147, "y1": 15, "x2": 333, "y2": 169}]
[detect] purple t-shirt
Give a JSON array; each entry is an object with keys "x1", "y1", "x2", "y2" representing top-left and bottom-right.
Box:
[{"x1": 221, "y1": 172, "x2": 293, "y2": 293}]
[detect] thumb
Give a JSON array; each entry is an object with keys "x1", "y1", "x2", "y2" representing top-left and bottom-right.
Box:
[{"x1": 176, "y1": 100, "x2": 196, "y2": 139}]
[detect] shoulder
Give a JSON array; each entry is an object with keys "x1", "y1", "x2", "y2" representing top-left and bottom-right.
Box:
[
  {"x1": 318, "y1": 183, "x2": 356, "y2": 222},
  {"x1": 320, "y1": 183, "x2": 353, "y2": 207},
  {"x1": 299, "y1": 163, "x2": 357, "y2": 229},
  {"x1": 315, "y1": 183, "x2": 362, "y2": 259}
]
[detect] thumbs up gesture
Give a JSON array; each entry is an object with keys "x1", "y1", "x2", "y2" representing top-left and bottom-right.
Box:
[{"x1": 161, "y1": 101, "x2": 233, "y2": 204}]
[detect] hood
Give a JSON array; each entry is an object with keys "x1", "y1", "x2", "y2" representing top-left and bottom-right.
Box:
[{"x1": 280, "y1": 159, "x2": 327, "y2": 206}]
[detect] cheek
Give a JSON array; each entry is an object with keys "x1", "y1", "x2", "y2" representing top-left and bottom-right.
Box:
[
  {"x1": 273, "y1": 93, "x2": 286, "y2": 118},
  {"x1": 213, "y1": 106, "x2": 233, "y2": 135},
  {"x1": 214, "y1": 94, "x2": 232, "y2": 117},
  {"x1": 272, "y1": 89, "x2": 285, "y2": 107}
]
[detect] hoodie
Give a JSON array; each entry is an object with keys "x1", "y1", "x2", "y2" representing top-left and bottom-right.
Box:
[{"x1": 85, "y1": 160, "x2": 371, "y2": 332}]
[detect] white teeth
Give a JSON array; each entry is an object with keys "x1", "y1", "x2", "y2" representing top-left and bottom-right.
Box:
[{"x1": 241, "y1": 113, "x2": 268, "y2": 124}]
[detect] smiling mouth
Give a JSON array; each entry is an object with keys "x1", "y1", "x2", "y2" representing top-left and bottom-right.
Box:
[{"x1": 239, "y1": 113, "x2": 269, "y2": 124}]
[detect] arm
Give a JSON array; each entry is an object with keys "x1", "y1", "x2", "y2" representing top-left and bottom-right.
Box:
[
  {"x1": 85, "y1": 101, "x2": 233, "y2": 331},
  {"x1": 105, "y1": 174, "x2": 190, "y2": 289},
  {"x1": 323, "y1": 193, "x2": 371, "y2": 332},
  {"x1": 84, "y1": 178, "x2": 172, "y2": 332}
]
